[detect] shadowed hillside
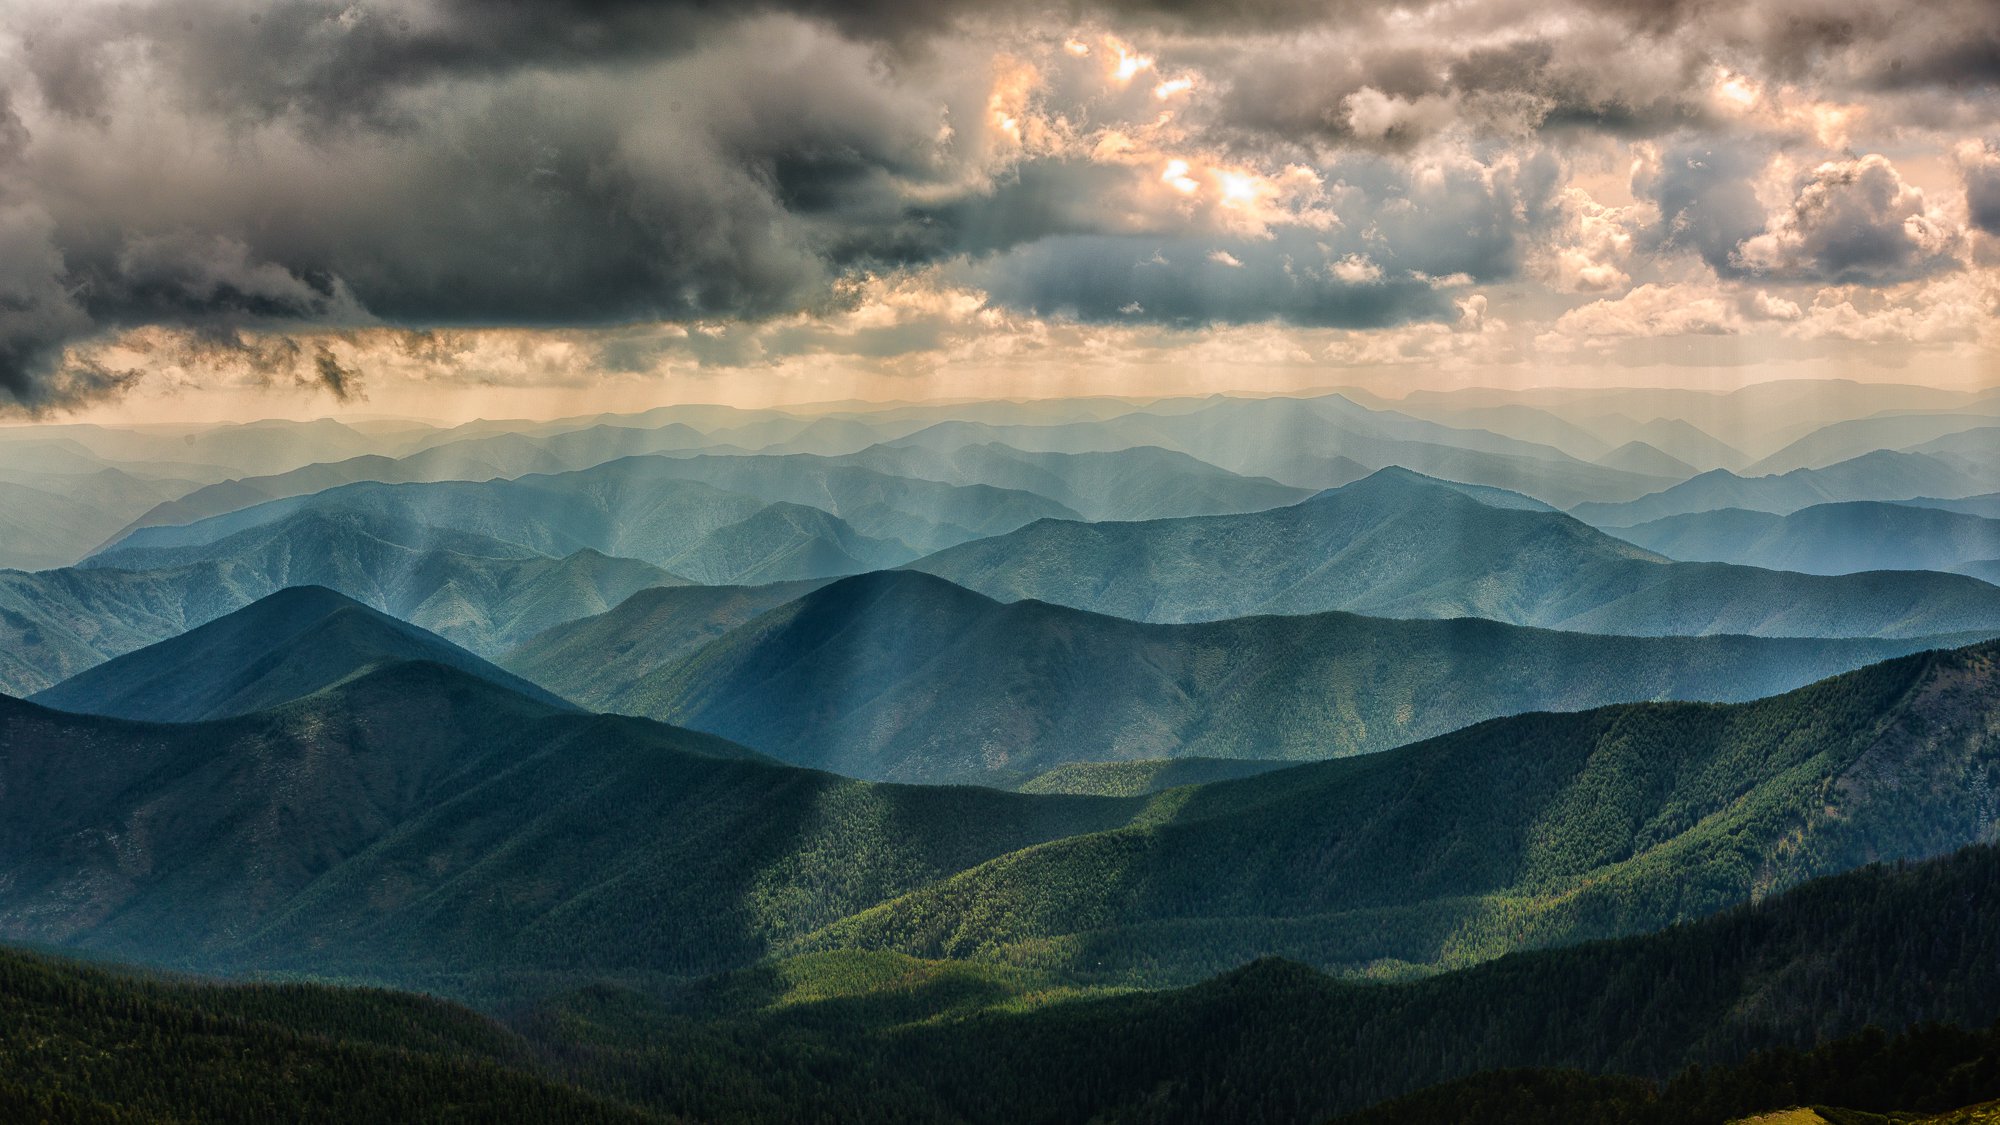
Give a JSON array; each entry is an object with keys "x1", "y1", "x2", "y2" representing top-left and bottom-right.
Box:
[{"x1": 525, "y1": 569, "x2": 1987, "y2": 782}]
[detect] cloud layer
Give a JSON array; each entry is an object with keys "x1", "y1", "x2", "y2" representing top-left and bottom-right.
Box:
[{"x1": 1, "y1": 0, "x2": 1995, "y2": 408}]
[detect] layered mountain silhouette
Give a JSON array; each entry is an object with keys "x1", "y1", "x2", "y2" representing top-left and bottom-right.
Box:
[
  {"x1": 31, "y1": 586, "x2": 571, "y2": 721},
  {"x1": 882, "y1": 393, "x2": 1676, "y2": 508},
  {"x1": 847, "y1": 441, "x2": 1315, "y2": 521},
  {"x1": 0, "y1": 509, "x2": 681, "y2": 695},
  {"x1": 659, "y1": 502, "x2": 910, "y2": 584},
  {"x1": 96, "y1": 453, "x2": 1075, "y2": 571},
  {"x1": 1591, "y1": 439, "x2": 1698, "y2": 478},
  {"x1": 1571, "y1": 449, "x2": 1992, "y2": 526},
  {"x1": 1613, "y1": 501, "x2": 2000, "y2": 575},
  {"x1": 4, "y1": 637, "x2": 1995, "y2": 995},
  {"x1": 904, "y1": 467, "x2": 2000, "y2": 637},
  {"x1": 528, "y1": 845, "x2": 2000, "y2": 1125},
  {"x1": 803, "y1": 640, "x2": 2000, "y2": 981},
  {"x1": 512, "y1": 569, "x2": 1981, "y2": 782},
  {"x1": 91, "y1": 469, "x2": 772, "y2": 570},
  {"x1": 0, "y1": 661, "x2": 1143, "y2": 977},
  {"x1": 98, "y1": 431, "x2": 580, "y2": 548},
  {"x1": 505, "y1": 579, "x2": 832, "y2": 690},
  {"x1": 8, "y1": 842, "x2": 1999, "y2": 1125}
]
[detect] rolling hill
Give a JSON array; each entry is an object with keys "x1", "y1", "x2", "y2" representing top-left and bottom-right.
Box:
[
  {"x1": 513, "y1": 569, "x2": 1985, "y2": 782},
  {"x1": 14, "y1": 632, "x2": 1997, "y2": 994},
  {"x1": 1612, "y1": 501, "x2": 2000, "y2": 575},
  {"x1": 30, "y1": 586, "x2": 572, "y2": 722},
  {"x1": 799, "y1": 639, "x2": 2000, "y2": 982},
  {"x1": 903, "y1": 467, "x2": 2000, "y2": 637},
  {"x1": 510, "y1": 844, "x2": 2000, "y2": 1125},
  {"x1": 10, "y1": 842, "x2": 2000, "y2": 1125},
  {"x1": 0, "y1": 661, "x2": 1145, "y2": 978}
]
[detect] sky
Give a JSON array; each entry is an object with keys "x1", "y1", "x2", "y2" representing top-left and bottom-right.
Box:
[{"x1": 0, "y1": 0, "x2": 1996, "y2": 423}]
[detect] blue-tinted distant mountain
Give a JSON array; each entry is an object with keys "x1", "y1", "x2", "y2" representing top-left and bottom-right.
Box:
[
  {"x1": 92, "y1": 464, "x2": 772, "y2": 569},
  {"x1": 101, "y1": 432, "x2": 579, "y2": 547},
  {"x1": 1335, "y1": 392, "x2": 1618, "y2": 460},
  {"x1": 0, "y1": 509, "x2": 683, "y2": 694},
  {"x1": 1745, "y1": 413, "x2": 2000, "y2": 475},
  {"x1": 1408, "y1": 380, "x2": 1973, "y2": 460},
  {"x1": 99, "y1": 454, "x2": 1076, "y2": 565},
  {"x1": 1612, "y1": 501, "x2": 2000, "y2": 575},
  {"x1": 0, "y1": 433, "x2": 229, "y2": 483},
  {"x1": 513, "y1": 569, "x2": 1979, "y2": 783},
  {"x1": 847, "y1": 442, "x2": 1316, "y2": 521},
  {"x1": 1606, "y1": 416, "x2": 1751, "y2": 471},
  {"x1": 663, "y1": 502, "x2": 914, "y2": 584},
  {"x1": 31, "y1": 586, "x2": 571, "y2": 722},
  {"x1": 1908, "y1": 426, "x2": 2000, "y2": 473},
  {"x1": 0, "y1": 468, "x2": 207, "y2": 570},
  {"x1": 1591, "y1": 440, "x2": 1697, "y2": 479},
  {"x1": 504, "y1": 579, "x2": 831, "y2": 686},
  {"x1": 1898, "y1": 492, "x2": 2000, "y2": 519},
  {"x1": 571, "y1": 453, "x2": 1082, "y2": 551},
  {"x1": 904, "y1": 467, "x2": 2000, "y2": 637},
  {"x1": 1957, "y1": 559, "x2": 2000, "y2": 584},
  {"x1": 18, "y1": 418, "x2": 399, "y2": 478},
  {"x1": 885, "y1": 394, "x2": 1674, "y2": 508},
  {"x1": 1570, "y1": 450, "x2": 1993, "y2": 526}
]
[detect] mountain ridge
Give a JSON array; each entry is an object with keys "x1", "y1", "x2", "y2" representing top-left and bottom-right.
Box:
[{"x1": 31, "y1": 585, "x2": 574, "y2": 722}]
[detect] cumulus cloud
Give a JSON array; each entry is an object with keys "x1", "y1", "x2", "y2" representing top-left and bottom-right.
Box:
[{"x1": 1734, "y1": 154, "x2": 1960, "y2": 282}]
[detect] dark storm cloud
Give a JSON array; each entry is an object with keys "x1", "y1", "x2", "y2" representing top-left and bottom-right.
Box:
[{"x1": 0, "y1": 13, "x2": 972, "y2": 405}]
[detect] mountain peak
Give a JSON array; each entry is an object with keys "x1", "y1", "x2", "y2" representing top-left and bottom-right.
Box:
[
  {"x1": 31, "y1": 585, "x2": 573, "y2": 723},
  {"x1": 1322, "y1": 466, "x2": 1556, "y2": 512}
]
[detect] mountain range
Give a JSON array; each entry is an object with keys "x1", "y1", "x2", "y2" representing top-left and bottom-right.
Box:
[
  {"x1": 0, "y1": 659, "x2": 1142, "y2": 977},
  {"x1": 1612, "y1": 501, "x2": 2000, "y2": 576},
  {"x1": 0, "y1": 509, "x2": 681, "y2": 695},
  {"x1": 95, "y1": 453, "x2": 1078, "y2": 568},
  {"x1": 7, "y1": 386, "x2": 2000, "y2": 1122},
  {"x1": 905, "y1": 467, "x2": 2000, "y2": 637},
  {"x1": 5, "y1": 838, "x2": 1999, "y2": 1124},
  {"x1": 802, "y1": 639, "x2": 2000, "y2": 982},
  {"x1": 5, "y1": 613, "x2": 1996, "y2": 996},
  {"x1": 1571, "y1": 450, "x2": 1994, "y2": 526},
  {"x1": 508, "y1": 569, "x2": 1981, "y2": 782},
  {"x1": 30, "y1": 585, "x2": 571, "y2": 721}
]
